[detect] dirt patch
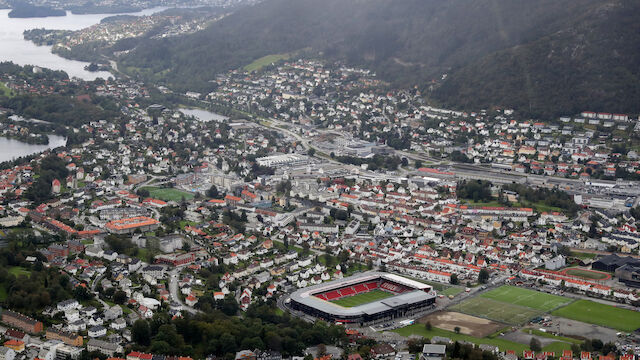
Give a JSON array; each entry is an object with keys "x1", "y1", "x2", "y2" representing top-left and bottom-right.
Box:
[{"x1": 418, "y1": 311, "x2": 505, "y2": 338}]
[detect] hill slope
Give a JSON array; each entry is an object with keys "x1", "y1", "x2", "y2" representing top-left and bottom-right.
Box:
[
  {"x1": 432, "y1": 1, "x2": 640, "y2": 117},
  {"x1": 118, "y1": 0, "x2": 639, "y2": 116}
]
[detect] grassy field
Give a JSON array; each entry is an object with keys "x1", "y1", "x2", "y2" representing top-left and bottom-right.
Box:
[
  {"x1": 244, "y1": 53, "x2": 290, "y2": 72},
  {"x1": 481, "y1": 285, "x2": 571, "y2": 312},
  {"x1": 331, "y1": 289, "x2": 394, "y2": 307},
  {"x1": 0, "y1": 82, "x2": 14, "y2": 98},
  {"x1": 450, "y1": 297, "x2": 542, "y2": 325},
  {"x1": 441, "y1": 287, "x2": 464, "y2": 297},
  {"x1": 524, "y1": 329, "x2": 583, "y2": 345},
  {"x1": 563, "y1": 268, "x2": 609, "y2": 280},
  {"x1": 551, "y1": 300, "x2": 640, "y2": 332},
  {"x1": 570, "y1": 251, "x2": 597, "y2": 260},
  {"x1": 9, "y1": 266, "x2": 31, "y2": 278},
  {"x1": 394, "y1": 324, "x2": 573, "y2": 353},
  {"x1": 141, "y1": 186, "x2": 194, "y2": 202}
]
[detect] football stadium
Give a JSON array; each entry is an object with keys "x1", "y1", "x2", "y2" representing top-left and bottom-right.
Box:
[{"x1": 288, "y1": 272, "x2": 436, "y2": 325}]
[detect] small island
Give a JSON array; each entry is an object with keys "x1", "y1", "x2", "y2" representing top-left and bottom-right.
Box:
[
  {"x1": 84, "y1": 62, "x2": 109, "y2": 72},
  {"x1": 68, "y1": 4, "x2": 141, "y2": 14},
  {"x1": 8, "y1": 3, "x2": 65, "y2": 18}
]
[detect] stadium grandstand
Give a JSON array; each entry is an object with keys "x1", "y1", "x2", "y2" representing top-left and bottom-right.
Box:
[{"x1": 288, "y1": 272, "x2": 436, "y2": 325}]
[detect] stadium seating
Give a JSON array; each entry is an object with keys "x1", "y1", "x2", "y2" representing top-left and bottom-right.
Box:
[
  {"x1": 353, "y1": 284, "x2": 367, "y2": 293},
  {"x1": 315, "y1": 279, "x2": 410, "y2": 301},
  {"x1": 324, "y1": 290, "x2": 341, "y2": 300},
  {"x1": 365, "y1": 281, "x2": 379, "y2": 290},
  {"x1": 340, "y1": 287, "x2": 355, "y2": 296},
  {"x1": 380, "y1": 281, "x2": 408, "y2": 293}
]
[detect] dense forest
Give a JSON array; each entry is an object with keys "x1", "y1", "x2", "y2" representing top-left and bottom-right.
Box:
[
  {"x1": 457, "y1": 180, "x2": 580, "y2": 216},
  {"x1": 0, "y1": 94, "x2": 120, "y2": 128},
  {"x1": 24, "y1": 155, "x2": 69, "y2": 204},
  {"x1": 433, "y1": 0, "x2": 640, "y2": 118},
  {"x1": 129, "y1": 304, "x2": 347, "y2": 359},
  {"x1": 8, "y1": 1, "x2": 65, "y2": 17},
  {"x1": 113, "y1": 0, "x2": 640, "y2": 116},
  {"x1": 0, "y1": 244, "x2": 77, "y2": 318}
]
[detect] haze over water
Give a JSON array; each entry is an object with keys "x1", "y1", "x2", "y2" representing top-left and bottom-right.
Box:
[
  {"x1": 0, "y1": 7, "x2": 165, "y2": 160},
  {"x1": 0, "y1": 7, "x2": 166, "y2": 80}
]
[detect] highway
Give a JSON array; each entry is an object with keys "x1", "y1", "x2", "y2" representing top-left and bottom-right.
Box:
[{"x1": 183, "y1": 98, "x2": 640, "y2": 206}]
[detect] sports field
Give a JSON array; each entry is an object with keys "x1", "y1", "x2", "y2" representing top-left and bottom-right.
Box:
[
  {"x1": 141, "y1": 187, "x2": 194, "y2": 202},
  {"x1": 244, "y1": 53, "x2": 290, "y2": 72},
  {"x1": 562, "y1": 268, "x2": 610, "y2": 280},
  {"x1": 480, "y1": 285, "x2": 571, "y2": 311},
  {"x1": 450, "y1": 297, "x2": 541, "y2": 325},
  {"x1": 331, "y1": 289, "x2": 394, "y2": 307},
  {"x1": 551, "y1": 300, "x2": 640, "y2": 332}
]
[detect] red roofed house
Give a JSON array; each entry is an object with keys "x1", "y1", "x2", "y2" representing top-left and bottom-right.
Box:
[{"x1": 52, "y1": 179, "x2": 61, "y2": 194}]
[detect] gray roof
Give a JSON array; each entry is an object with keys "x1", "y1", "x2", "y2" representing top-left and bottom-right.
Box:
[
  {"x1": 87, "y1": 338, "x2": 121, "y2": 351},
  {"x1": 423, "y1": 344, "x2": 446, "y2": 355},
  {"x1": 289, "y1": 271, "x2": 435, "y2": 317}
]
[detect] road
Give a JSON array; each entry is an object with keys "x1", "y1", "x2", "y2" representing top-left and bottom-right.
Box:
[
  {"x1": 168, "y1": 267, "x2": 200, "y2": 315},
  {"x1": 185, "y1": 99, "x2": 640, "y2": 202},
  {"x1": 91, "y1": 273, "x2": 105, "y2": 292}
]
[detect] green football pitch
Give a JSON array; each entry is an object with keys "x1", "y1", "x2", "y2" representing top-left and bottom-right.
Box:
[
  {"x1": 552, "y1": 300, "x2": 640, "y2": 332},
  {"x1": 450, "y1": 297, "x2": 542, "y2": 325},
  {"x1": 480, "y1": 285, "x2": 571, "y2": 311},
  {"x1": 450, "y1": 286, "x2": 572, "y2": 325},
  {"x1": 331, "y1": 289, "x2": 394, "y2": 307}
]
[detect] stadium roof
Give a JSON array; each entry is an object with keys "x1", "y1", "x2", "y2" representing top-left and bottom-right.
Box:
[{"x1": 289, "y1": 271, "x2": 435, "y2": 317}]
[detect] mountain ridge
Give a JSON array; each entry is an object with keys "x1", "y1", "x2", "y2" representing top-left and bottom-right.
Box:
[{"x1": 116, "y1": 0, "x2": 639, "y2": 117}]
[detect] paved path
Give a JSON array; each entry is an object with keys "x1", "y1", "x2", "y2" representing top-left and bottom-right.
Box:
[{"x1": 168, "y1": 267, "x2": 200, "y2": 315}]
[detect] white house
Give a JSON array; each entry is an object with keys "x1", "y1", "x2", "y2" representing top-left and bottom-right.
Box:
[
  {"x1": 57, "y1": 299, "x2": 80, "y2": 312},
  {"x1": 88, "y1": 326, "x2": 106, "y2": 338}
]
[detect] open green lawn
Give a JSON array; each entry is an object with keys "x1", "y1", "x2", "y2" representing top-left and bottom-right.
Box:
[
  {"x1": 563, "y1": 268, "x2": 609, "y2": 280},
  {"x1": 331, "y1": 289, "x2": 394, "y2": 307},
  {"x1": 462, "y1": 200, "x2": 504, "y2": 207},
  {"x1": 570, "y1": 251, "x2": 597, "y2": 260},
  {"x1": 450, "y1": 297, "x2": 542, "y2": 325},
  {"x1": 244, "y1": 53, "x2": 290, "y2": 72},
  {"x1": 0, "y1": 284, "x2": 7, "y2": 301},
  {"x1": 551, "y1": 300, "x2": 640, "y2": 332},
  {"x1": 523, "y1": 329, "x2": 583, "y2": 345},
  {"x1": 441, "y1": 287, "x2": 464, "y2": 297},
  {"x1": 8, "y1": 266, "x2": 31, "y2": 278},
  {"x1": 0, "y1": 82, "x2": 14, "y2": 98},
  {"x1": 481, "y1": 285, "x2": 571, "y2": 312},
  {"x1": 141, "y1": 186, "x2": 194, "y2": 202}
]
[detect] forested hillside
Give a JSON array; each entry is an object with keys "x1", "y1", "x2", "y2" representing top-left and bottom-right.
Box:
[
  {"x1": 432, "y1": 1, "x2": 640, "y2": 117},
  {"x1": 117, "y1": 0, "x2": 639, "y2": 116}
]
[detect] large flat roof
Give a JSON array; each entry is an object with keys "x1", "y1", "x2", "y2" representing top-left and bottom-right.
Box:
[{"x1": 289, "y1": 271, "x2": 435, "y2": 317}]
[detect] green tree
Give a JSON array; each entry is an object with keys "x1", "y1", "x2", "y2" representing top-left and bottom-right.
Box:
[
  {"x1": 113, "y1": 290, "x2": 127, "y2": 304},
  {"x1": 132, "y1": 319, "x2": 151, "y2": 346},
  {"x1": 529, "y1": 337, "x2": 542, "y2": 352},
  {"x1": 206, "y1": 185, "x2": 219, "y2": 198},
  {"x1": 450, "y1": 274, "x2": 459, "y2": 285},
  {"x1": 478, "y1": 269, "x2": 489, "y2": 284}
]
